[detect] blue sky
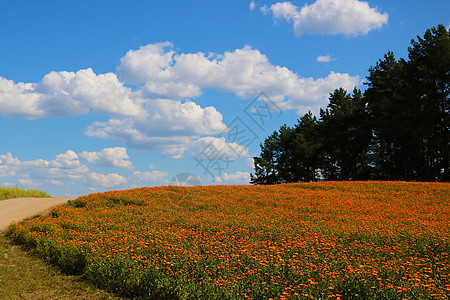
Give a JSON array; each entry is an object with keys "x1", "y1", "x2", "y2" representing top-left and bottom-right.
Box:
[{"x1": 0, "y1": 0, "x2": 448, "y2": 197}]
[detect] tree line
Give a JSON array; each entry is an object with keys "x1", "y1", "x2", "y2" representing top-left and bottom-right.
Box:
[{"x1": 251, "y1": 25, "x2": 449, "y2": 184}]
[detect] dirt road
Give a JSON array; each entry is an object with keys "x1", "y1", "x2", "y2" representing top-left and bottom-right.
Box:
[{"x1": 0, "y1": 197, "x2": 73, "y2": 231}]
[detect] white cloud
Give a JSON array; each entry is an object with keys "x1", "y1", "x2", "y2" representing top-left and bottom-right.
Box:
[
  {"x1": 268, "y1": 1, "x2": 298, "y2": 20},
  {"x1": 85, "y1": 99, "x2": 227, "y2": 153},
  {"x1": 0, "y1": 153, "x2": 21, "y2": 166},
  {"x1": 168, "y1": 173, "x2": 202, "y2": 186},
  {"x1": 118, "y1": 43, "x2": 360, "y2": 115},
  {"x1": 79, "y1": 147, "x2": 133, "y2": 169},
  {"x1": 285, "y1": 71, "x2": 359, "y2": 114},
  {"x1": 86, "y1": 118, "x2": 189, "y2": 153},
  {"x1": 317, "y1": 54, "x2": 333, "y2": 62},
  {"x1": 118, "y1": 42, "x2": 175, "y2": 84},
  {"x1": 246, "y1": 156, "x2": 256, "y2": 169},
  {"x1": 0, "y1": 165, "x2": 18, "y2": 177},
  {"x1": 87, "y1": 172, "x2": 127, "y2": 187},
  {"x1": 18, "y1": 178, "x2": 42, "y2": 189},
  {"x1": 1, "y1": 182, "x2": 16, "y2": 188},
  {"x1": 0, "y1": 150, "x2": 173, "y2": 190},
  {"x1": 188, "y1": 137, "x2": 249, "y2": 161},
  {"x1": 25, "y1": 151, "x2": 89, "y2": 181},
  {"x1": 132, "y1": 171, "x2": 168, "y2": 184},
  {"x1": 0, "y1": 68, "x2": 146, "y2": 119},
  {"x1": 264, "y1": 0, "x2": 388, "y2": 36},
  {"x1": 0, "y1": 77, "x2": 42, "y2": 118},
  {"x1": 49, "y1": 179, "x2": 64, "y2": 186},
  {"x1": 1, "y1": 42, "x2": 361, "y2": 160},
  {"x1": 49, "y1": 150, "x2": 81, "y2": 169},
  {"x1": 214, "y1": 171, "x2": 251, "y2": 184},
  {"x1": 161, "y1": 145, "x2": 187, "y2": 159},
  {"x1": 0, "y1": 153, "x2": 23, "y2": 177},
  {"x1": 249, "y1": 1, "x2": 256, "y2": 11},
  {"x1": 0, "y1": 151, "x2": 88, "y2": 183}
]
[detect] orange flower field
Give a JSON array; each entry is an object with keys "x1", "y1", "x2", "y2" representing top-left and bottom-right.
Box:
[{"x1": 6, "y1": 181, "x2": 450, "y2": 299}]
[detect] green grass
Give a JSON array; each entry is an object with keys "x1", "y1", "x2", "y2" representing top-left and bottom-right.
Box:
[
  {"x1": 0, "y1": 186, "x2": 52, "y2": 200},
  {"x1": 0, "y1": 233, "x2": 122, "y2": 299}
]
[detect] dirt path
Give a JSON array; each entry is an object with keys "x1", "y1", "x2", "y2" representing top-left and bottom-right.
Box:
[{"x1": 0, "y1": 197, "x2": 73, "y2": 231}]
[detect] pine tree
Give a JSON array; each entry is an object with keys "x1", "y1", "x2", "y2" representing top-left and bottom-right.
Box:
[
  {"x1": 406, "y1": 24, "x2": 449, "y2": 181},
  {"x1": 250, "y1": 112, "x2": 322, "y2": 183},
  {"x1": 320, "y1": 88, "x2": 371, "y2": 180},
  {"x1": 364, "y1": 25, "x2": 449, "y2": 181},
  {"x1": 251, "y1": 25, "x2": 449, "y2": 184},
  {"x1": 364, "y1": 52, "x2": 408, "y2": 180},
  {"x1": 291, "y1": 112, "x2": 322, "y2": 181}
]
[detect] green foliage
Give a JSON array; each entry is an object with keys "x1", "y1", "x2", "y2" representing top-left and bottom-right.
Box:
[
  {"x1": 365, "y1": 24, "x2": 449, "y2": 181},
  {"x1": 251, "y1": 112, "x2": 322, "y2": 184},
  {"x1": 0, "y1": 186, "x2": 51, "y2": 200},
  {"x1": 252, "y1": 87, "x2": 370, "y2": 183},
  {"x1": 106, "y1": 195, "x2": 147, "y2": 206},
  {"x1": 364, "y1": 51, "x2": 405, "y2": 179},
  {"x1": 320, "y1": 88, "x2": 372, "y2": 180},
  {"x1": 68, "y1": 199, "x2": 87, "y2": 208},
  {"x1": 252, "y1": 24, "x2": 449, "y2": 184},
  {"x1": 0, "y1": 234, "x2": 121, "y2": 299}
]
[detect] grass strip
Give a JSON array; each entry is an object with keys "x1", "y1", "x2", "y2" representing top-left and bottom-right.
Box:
[
  {"x1": 0, "y1": 233, "x2": 122, "y2": 299},
  {"x1": 0, "y1": 186, "x2": 52, "y2": 201}
]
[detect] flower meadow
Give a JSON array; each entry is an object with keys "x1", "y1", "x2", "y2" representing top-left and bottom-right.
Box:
[{"x1": 6, "y1": 181, "x2": 450, "y2": 299}]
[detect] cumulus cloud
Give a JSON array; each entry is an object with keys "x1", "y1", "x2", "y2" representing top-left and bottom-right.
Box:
[
  {"x1": 317, "y1": 54, "x2": 333, "y2": 62},
  {"x1": 184, "y1": 137, "x2": 250, "y2": 178},
  {"x1": 268, "y1": 1, "x2": 298, "y2": 20},
  {"x1": 132, "y1": 171, "x2": 168, "y2": 184},
  {"x1": 49, "y1": 179, "x2": 64, "y2": 186},
  {"x1": 1, "y1": 42, "x2": 361, "y2": 158},
  {"x1": 1, "y1": 43, "x2": 359, "y2": 123},
  {"x1": 0, "y1": 68, "x2": 146, "y2": 119},
  {"x1": 49, "y1": 150, "x2": 81, "y2": 169},
  {"x1": 118, "y1": 43, "x2": 360, "y2": 115},
  {"x1": 85, "y1": 99, "x2": 227, "y2": 154},
  {"x1": 19, "y1": 177, "x2": 42, "y2": 189},
  {"x1": 214, "y1": 171, "x2": 251, "y2": 184},
  {"x1": 161, "y1": 145, "x2": 187, "y2": 159},
  {"x1": 1, "y1": 151, "x2": 86, "y2": 185},
  {"x1": 0, "y1": 153, "x2": 21, "y2": 177},
  {"x1": 0, "y1": 150, "x2": 172, "y2": 189},
  {"x1": 87, "y1": 172, "x2": 127, "y2": 187},
  {"x1": 86, "y1": 42, "x2": 359, "y2": 154},
  {"x1": 168, "y1": 173, "x2": 202, "y2": 186},
  {"x1": 249, "y1": 1, "x2": 256, "y2": 10},
  {"x1": 188, "y1": 137, "x2": 249, "y2": 161},
  {"x1": 18, "y1": 151, "x2": 88, "y2": 181},
  {"x1": 264, "y1": 0, "x2": 388, "y2": 36},
  {"x1": 79, "y1": 147, "x2": 133, "y2": 169},
  {"x1": 0, "y1": 152, "x2": 21, "y2": 166},
  {"x1": 118, "y1": 42, "x2": 175, "y2": 84}
]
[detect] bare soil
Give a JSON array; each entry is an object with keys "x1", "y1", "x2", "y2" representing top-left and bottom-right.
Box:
[{"x1": 0, "y1": 197, "x2": 73, "y2": 231}]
